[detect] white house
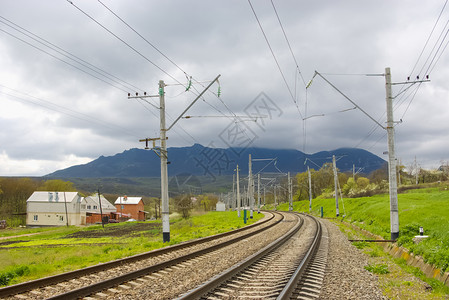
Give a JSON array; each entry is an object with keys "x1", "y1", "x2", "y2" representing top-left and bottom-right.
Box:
[
  {"x1": 26, "y1": 191, "x2": 87, "y2": 226},
  {"x1": 216, "y1": 201, "x2": 226, "y2": 212},
  {"x1": 84, "y1": 193, "x2": 116, "y2": 215}
]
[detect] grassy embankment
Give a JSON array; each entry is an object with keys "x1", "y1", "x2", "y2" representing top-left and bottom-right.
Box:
[
  {"x1": 275, "y1": 186, "x2": 449, "y2": 272},
  {"x1": 0, "y1": 210, "x2": 263, "y2": 286},
  {"x1": 272, "y1": 185, "x2": 449, "y2": 295}
]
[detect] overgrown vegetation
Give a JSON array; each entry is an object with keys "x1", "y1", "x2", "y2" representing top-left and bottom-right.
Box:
[
  {"x1": 282, "y1": 184, "x2": 449, "y2": 273},
  {"x1": 342, "y1": 221, "x2": 449, "y2": 298},
  {"x1": 364, "y1": 263, "x2": 390, "y2": 274}
]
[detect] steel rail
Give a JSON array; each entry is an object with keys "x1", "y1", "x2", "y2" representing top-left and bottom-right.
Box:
[
  {"x1": 0, "y1": 211, "x2": 274, "y2": 298},
  {"x1": 45, "y1": 212, "x2": 283, "y2": 300},
  {"x1": 277, "y1": 214, "x2": 322, "y2": 299},
  {"x1": 177, "y1": 212, "x2": 304, "y2": 300}
]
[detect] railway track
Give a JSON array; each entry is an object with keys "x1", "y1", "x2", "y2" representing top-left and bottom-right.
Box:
[
  {"x1": 1, "y1": 211, "x2": 279, "y2": 299},
  {"x1": 3, "y1": 212, "x2": 328, "y2": 299},
  {"x1": 179, "y1": 213, "x2": 324, "y2": 299}
]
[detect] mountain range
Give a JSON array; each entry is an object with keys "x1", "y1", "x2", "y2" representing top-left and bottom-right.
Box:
[{"x1": 46, "y1": 144, "x2": 386, "y2": 179}]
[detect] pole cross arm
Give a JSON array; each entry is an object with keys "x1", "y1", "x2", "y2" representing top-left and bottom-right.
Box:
[
  {"x1": 314, "y1": 71, "x2": 386, "y2": 130},
  {"x1": 167, "y1": 74, "x2": 221, "y2": 131}
]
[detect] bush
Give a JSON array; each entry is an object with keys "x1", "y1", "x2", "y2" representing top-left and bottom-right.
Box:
[
  {"x1": 364, "y1": 264, "x2": 390, "y2": 274},
  {"x1": 0, "y1": 265, "x2": 30, "y2": 286}
]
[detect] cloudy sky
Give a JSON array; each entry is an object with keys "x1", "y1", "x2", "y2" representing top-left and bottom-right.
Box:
[{"x1": 1, "y1": 0, "x2": 448, "y2": 176}]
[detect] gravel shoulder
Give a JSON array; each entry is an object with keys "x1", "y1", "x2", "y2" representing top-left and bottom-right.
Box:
[
  {"x1": 320, "y1": 218, "x2": 387, "y2": 299},
  {"x1": 321, "y1": 218, "x2": 449, "y2": 300}
]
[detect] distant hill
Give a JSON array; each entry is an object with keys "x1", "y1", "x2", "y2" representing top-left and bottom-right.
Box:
[{"x1": 45, "y1": 144, "x2": 386, "y2": 179}]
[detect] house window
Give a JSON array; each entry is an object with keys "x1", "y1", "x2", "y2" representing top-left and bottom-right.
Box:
[
  {"x1": 121, "y1": 205, "x2": 124, "y2": 209},
  {"x1": 33, "y1": 215, "x2": 38, "y2": 221},
  {"x1": 87, "y1": 205, "x2": 91, "y2": 209},
  {"x1": 93, "y1": 205, "x2": 97, "y2": 210},
  {"x1": 59, "y1": 216, "x2": 64, "y2": 222},
  {"x1": 81, "y1": 205, "x2": 86, "y2": 209}
]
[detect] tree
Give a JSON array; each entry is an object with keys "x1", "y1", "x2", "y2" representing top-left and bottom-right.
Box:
[
  {"x1": 173, "y1": 194, "x2": 193, "y2": 219},
  {"x1": 40, "y1": 179, "x2": 76, "y2": 191},
  {"x1": 0, "y1": 177, "x2": 40, "y2": 226}
]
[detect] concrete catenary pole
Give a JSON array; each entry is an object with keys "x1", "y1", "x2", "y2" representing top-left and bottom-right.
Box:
[
  {"x1": 236, "y1": 165, "x2": 241, "y2": 217},
  {"x1": 263, "y1": 186, "x2": 266, "y2": 206},
  {"x1": 333, "y1": 155, "x2": 339, "y2": 217},
  {"x1": 385, "y1": 67, "x2": 399, "y2": 240},
  {"x1": 288, "y1": 172, "x2": 293, "y2": 211},
  {"x1": 248, "y1": 154, "x2": 254, "y2": 218},
  {"x1": 308, "y1": 166, "x2": 312, "y2": 213},
  {"x1": 232, "y1": 174, "x2": 235, "y2": 210},
  {"x1": 257, "y1": 173, "x2": 261, "y2": 213},
  {"x1": 159, "y1": 80, "x2": 170, "y2": 243},
  {"x1": 274, "y1": 185, "x2": 277, "y2": 210}
]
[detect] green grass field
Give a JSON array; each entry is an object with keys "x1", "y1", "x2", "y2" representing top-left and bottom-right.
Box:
[
  {"x1": 276, "y1": 185, "x2": 449, "y2": 273},
  {"x1": 0, "y1": 210, "x2": 263, "y2": 286}
]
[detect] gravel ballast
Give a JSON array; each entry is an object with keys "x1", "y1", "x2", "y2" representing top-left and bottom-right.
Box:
[{"x1": 319, "y1": 219, "x2": 388, "y2": 299}]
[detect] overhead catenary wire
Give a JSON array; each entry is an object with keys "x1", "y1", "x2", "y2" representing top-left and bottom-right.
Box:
[
  {"x1": 408, "y1": 0, "x2": 448, "y2": 78},
  {"x1": 270, "y1": 0, "x2": 307, "y2": 87},
  {"x1": 248, "y1": 0, "x2": 303, "y2": 119},
  {"x1": 74, "y1": 0, "x2": 253, "y2": 145},
  {"x1": 97, "y1": 0, "x2": 189, "y2": 78},
  {"x1": 0, "y1": 17, "x2": 202, "y2": 146},
  {"x1": 66, "y1": 0, "x2": 183, "y2": 87}
]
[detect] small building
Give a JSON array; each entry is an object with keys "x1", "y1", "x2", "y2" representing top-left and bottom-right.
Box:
[
  {"x1": 84, "y1": 193, "x2": 117, "y2": 224},
  {"x1": 216, "y1": 201, "x2": 226, "y2": 212},
  {"x1": 114, "y1": 196, "x2": 147, "y2": 221},
  {"x1": 26, "y1": 191, "x2": 86, "y2": 226}
]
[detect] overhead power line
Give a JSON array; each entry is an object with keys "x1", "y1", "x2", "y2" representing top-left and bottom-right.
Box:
[
  {"x1": 270, "y1": 0, "x2": 307, "y2": 87},
  {"x1": 97, "y1": 0, "x2": 189, "y2": 78},
  {"x1": 0, "y1": 16, "x2": 142, "y2": 93},
  {"x1": 248, "y1": 0, "x2": 303, "y2": 119},
  {"x1": 0, "y1": 84, "x2": 141, "y2": 138},
  {"x1": 66, "y1": 0, "x2": 182, "y2": 86}
]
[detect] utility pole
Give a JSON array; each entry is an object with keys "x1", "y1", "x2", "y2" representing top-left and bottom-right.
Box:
[
  {"x1": 236, "y1": 165, "x2": 241, "y2": 217},
  {"x1": 257, "y1": 173, "x2": 261, "y2": 213},
  {"x1": 385, "y1": 67, "x2": 399, "y2": 240},
  {"x1": 63, "y1": 192, "x2": 69, "y2": 227},
  {"x1": 131, "y1": 75, "x2": 220, "y2": 243},
  {"x1": 414, "y1": 156, "x2": 419, "y2": 185},
  {"x1": 158, "y1": 80, "x2": 171, "y2": 243},
  {"x1": 333, "y1": 155, "x2": 339, "y2": 217},
  {"x1": 232, "y1": 173, "x2": 235, "y2": 210},
  {"x1": 308, "y1": 166, "x2": 312, "y2": 213},
  {"x1": 274, "y1": 185, "x2": 277, "y2": 210},
  {"x1": 263, "y1": 186, "x2": 266, "y2": 206},
  {"x1": 248, "y1": 154, "x2": 254, "y2": 218},
  {"x1": 97, "y1": 189, "x2": 104, "y2": 228},
  {"x1": 288, "y1": 172, "x2": 293, "y2": 211}
]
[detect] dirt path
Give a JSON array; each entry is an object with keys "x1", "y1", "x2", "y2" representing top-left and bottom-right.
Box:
[{"x1": 0, "y1": 232, "x2": 42, "y2": 240}]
